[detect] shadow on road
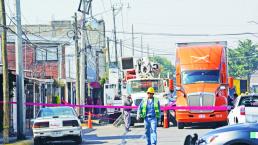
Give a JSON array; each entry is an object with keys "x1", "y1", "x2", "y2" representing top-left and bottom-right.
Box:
[
  {"x1": 83, "y1": 140, "x2": 107, "y2": 144},
  {"x1": 83, "y1": 128, "x2": 96, "y2": 134},
  {"x1": 85, "y1": 134, "x2": 142, "y2": 140},
  {"x1": 185, "y1": 125, "x2": 215, "y2": 129},
  {"x1": 132, "y1": 125, "x2": 144, "y2": 128}
]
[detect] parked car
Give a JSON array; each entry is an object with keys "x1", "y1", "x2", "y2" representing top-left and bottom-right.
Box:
[
  {"x1": 184, "y1": 123, "x2": 258, "y2": 145},
  {"x1": 32, "y1": 107, "x2": 83, "y2": 145},
  {"x1": 228, "y1": 94, "x2": 258, "y2": 125}
]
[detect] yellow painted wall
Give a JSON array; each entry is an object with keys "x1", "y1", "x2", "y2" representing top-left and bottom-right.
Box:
[{"x1": 233, "y1": 79, "x2": 240, "y2": 96}]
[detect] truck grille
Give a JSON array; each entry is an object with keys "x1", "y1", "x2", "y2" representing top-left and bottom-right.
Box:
[
  {"x1": 134, "y1": 99, "x2": 143, "y2": 106},
  {"x1": 187, "y1": 92, "x2": 214, "y2": 113}
]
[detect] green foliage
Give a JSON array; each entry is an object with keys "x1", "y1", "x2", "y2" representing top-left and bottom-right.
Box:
[
  {"x1": 99, "y1": 77, "x2": 107, "y2": 86},
  {"x1": 149, "y1": 56, "x2": 175, "y2": 78},
  {"x1": 228, "y1": 39, "x2": 258, "y2": 78},
  {"x1": 53, "y1": 95, "x2": 61, "y2": 104},
  {"x1": 99, "y1": 72, "x2": 108, "y2": 86}
]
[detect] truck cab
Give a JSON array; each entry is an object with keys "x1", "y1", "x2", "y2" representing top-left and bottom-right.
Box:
[{"x1": 175, "y1": 41, "x2": 229, "y2": 129}]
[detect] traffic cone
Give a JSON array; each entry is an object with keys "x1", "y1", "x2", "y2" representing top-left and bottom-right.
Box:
[
  {"x1": 88, "y1": 111, "x2": 92, "y2": 129},
  {"x1": 163, "y1": 110, "x2": 168, "y2": 128}
]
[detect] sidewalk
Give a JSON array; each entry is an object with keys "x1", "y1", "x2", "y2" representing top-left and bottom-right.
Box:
[
  {"x1": 0, "y1": 130, "x2": 33, "y2": 145},
  {"x1": 0, "y1": 137, "x2": 33, "y2": 145}
]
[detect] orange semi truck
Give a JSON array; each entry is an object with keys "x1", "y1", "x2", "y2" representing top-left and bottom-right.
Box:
[{"x1": 175, "y1": 41, "x2": 230, "y2": 129}]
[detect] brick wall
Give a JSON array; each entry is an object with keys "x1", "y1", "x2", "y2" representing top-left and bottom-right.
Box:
[{"x1": 7, "y1": 43, "x2": 65, "y2": 79}]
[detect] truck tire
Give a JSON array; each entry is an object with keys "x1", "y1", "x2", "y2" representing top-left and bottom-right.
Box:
[
  {"x1": 130, "y1": 121, "x2": 135, "y2": 127},
  {"x1": 178, "y1": 122, "x2": 184, "y2": 129},
  {"x1": 170, "y1": 115, "x2": 177, "y2": 127}
]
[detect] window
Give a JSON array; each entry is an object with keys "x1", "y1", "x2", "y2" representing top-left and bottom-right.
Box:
[
  {"x1": 36, "y1": 48, "x2": 46, "y2": 61},
  {"x1": 182, "y1": 70, "x2": 220, "y2": 85},
  {"x1": 37, "y1": 107, "x2": 76, "y2": 117},
  {"x1": 239, "y1": 96, "x2": 258, "y2": 107},
  {"x1": 36, "y1": 47, "x2": 58, "y2": 61},
  {"x1": 127, "y1": 79, "x2": 164, "y2": 94}
]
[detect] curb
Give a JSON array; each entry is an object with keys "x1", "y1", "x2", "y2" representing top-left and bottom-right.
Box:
[{"x1": 5, "y1": 140, "x2": 33, "y2": 145}]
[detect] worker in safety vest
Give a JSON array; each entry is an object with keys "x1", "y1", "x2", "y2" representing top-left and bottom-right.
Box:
[{"x1": 137, "y1": 87, "x2": 161, "y2": 145}]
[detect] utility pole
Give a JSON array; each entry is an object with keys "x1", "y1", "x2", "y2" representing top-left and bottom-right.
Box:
[
  {"x1": 15, "y1": 0, "x2": 25, "y2": 139},
  {"x1": 68, "y1": 59, "x2": 71, "y2": 78},
  {"x1": 141, "y1": 35, "x2": 143, "y2": 57},
  {"x1": 132, "y1": 24, "x2": 134, "y2": 56},
  {"x1": 80, "y1": 0, "x2": 89, "y2": 116},
  {"x1": 107, "y1": 37, "x2": 111, "y2": 63},
  {"x1": 74, "y1": 13, "x2": 80, "y2": 111},
  {"x1": 112, "y1": 6, "x2": 118, "y2": 65},
  {"x1": 58, "y1": 45, "x2": 62, "y2": 97},
  {"x1": 120, "y1": 39, "x2": 123, "y2": 57},
  {"x1": 1, "y1": 0, "x2": 10, "y2": 143}
]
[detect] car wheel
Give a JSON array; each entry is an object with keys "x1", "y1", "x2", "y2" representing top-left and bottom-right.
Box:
[
  {"x1": 34, "y1": 138, "x2": 43, "y2": 145},
  {"x1": 235, "y1": 117, "x2": 238, "y2": 124},
  {"x1": 178, "y1": 122, "x2": 184, "y2": 129},
  {"x1": 75, "y1": 135, "x2": 82, "y2": 144}
]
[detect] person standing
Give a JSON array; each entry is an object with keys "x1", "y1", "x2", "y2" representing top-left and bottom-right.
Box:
[
  {"x1": 123, "y1": 94, "x2": 133, "y2": 132},
  {"x1": 137, "y1": 87, "x2": 161, "y2": 145}
]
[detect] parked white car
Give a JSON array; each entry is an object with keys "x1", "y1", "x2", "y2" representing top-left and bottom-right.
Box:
[
  {"x1": 228, "y1": 94, "x2": 258, "y2": 125},
  {"x1": 32, "y1": 107, "x2": 83, "y2": 145}
]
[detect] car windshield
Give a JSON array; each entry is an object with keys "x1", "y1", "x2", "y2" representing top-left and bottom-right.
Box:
[
  {"x1": 182, "y1": 70, "x2": 220, "y2": 84},
  {"x1": 127, "y1": 79, "x2": 164, "y2": 94},
  {"x1": 239, "y1": 96, "x2": 258, "y2": 107},
  {"x1": 37, "y1": 107, "x2": 76, "y2": 117}
]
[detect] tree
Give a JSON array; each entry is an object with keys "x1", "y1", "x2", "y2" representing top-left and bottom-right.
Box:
[
  {"x1": 228, "y1": 39, "x2": 258, "y2": 90},
  {"x1": 149, "y1": 56, "x2": 175, "y2": 78}
]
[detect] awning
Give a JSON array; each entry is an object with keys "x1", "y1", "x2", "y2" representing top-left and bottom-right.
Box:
[{"x1": 90, "y1": 82, "x2": 101, "y2": 88}]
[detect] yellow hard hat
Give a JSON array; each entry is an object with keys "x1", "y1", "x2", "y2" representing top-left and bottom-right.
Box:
[{"x1": 147, "y1": 87, "x2": 155, "y2": 94}]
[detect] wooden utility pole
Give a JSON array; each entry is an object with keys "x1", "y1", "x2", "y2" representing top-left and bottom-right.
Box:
[
  {"x1": 73, "y1": 13, "x2": 80, "y2": 113},
  {"x1": 1, "y1": 0, "x2": 10, "y2": 143}
]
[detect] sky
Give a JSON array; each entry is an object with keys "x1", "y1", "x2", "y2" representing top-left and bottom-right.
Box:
[{"x1": 5, "y1": 0, "x2": 258, "y2": 63}]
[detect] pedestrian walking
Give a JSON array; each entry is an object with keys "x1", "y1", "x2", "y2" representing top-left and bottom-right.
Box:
[
  {"x1": 137, "y1": 87, "x2": 161, "y2": 145},
  {"x1": 123, "y1": 94, "x2": 133, "y2": 132}
]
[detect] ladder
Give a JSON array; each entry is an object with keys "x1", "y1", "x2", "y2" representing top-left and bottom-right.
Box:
[{"x1": 113, "y1": 114, "x2": 124, "y2": 127}]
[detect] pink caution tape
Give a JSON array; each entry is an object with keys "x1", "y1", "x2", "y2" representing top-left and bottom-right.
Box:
[{"x1": 0, "y1": 101, "x2": 230, "y2": 111}]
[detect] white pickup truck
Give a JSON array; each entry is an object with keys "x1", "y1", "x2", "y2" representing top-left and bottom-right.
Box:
[{"x1": 228, "y1": 94, "x2": 258, "y2": 125}]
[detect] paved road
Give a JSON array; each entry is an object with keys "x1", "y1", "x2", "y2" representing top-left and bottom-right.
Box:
[
  {"x1": 80, "y1": 123, "x2": 212, "y2": 145},
  {"x1": 2, "y1": 123, "x2": 213, "y2": 145}
]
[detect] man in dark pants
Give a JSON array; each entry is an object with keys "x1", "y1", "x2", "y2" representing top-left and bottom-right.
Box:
[{"x1": 123, "y1": 94, "x2": 133, "y2": 132}]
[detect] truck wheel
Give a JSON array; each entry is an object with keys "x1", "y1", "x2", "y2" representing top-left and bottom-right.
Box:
[
  {"x1": 178, "y1": 122, "x2": 184, "y2": 129},
  {"x1": 130, "y1": 120, "x2": 135, "y2": 127},
  {"x1": 169, "y1": 115, "x2": 177, "y2": 127}
]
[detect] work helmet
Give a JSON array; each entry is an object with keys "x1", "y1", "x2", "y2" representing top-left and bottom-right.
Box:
[{"x1": 147, "y1": 87, "x2": 155, "y2": 94}]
